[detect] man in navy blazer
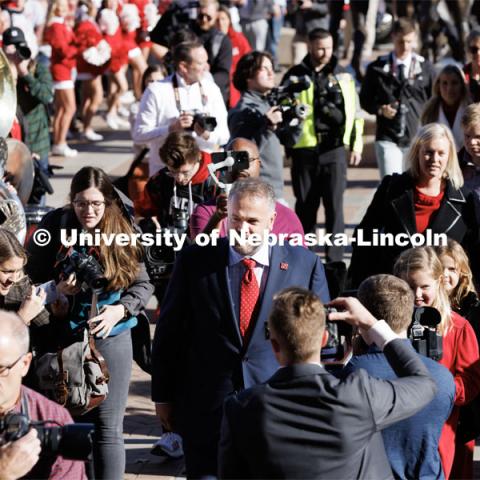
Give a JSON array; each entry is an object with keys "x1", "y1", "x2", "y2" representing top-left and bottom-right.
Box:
[
  {"x1": 218, "y1": 288, "x2": 438, "y2": 479},
  {"x1": 151, "y1": 178, "x2": 330, "y2": 477}
]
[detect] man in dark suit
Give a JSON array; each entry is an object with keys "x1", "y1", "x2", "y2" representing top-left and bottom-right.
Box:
[
  {"x1": 218, "y1": 288, "x2": 438, "y2": 479},
  {"x1": 151, "y1": 178, "x2": 330, "y2": 477}
]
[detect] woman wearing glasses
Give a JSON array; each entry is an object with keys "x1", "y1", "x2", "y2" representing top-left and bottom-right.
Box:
[
  {"x1": 464, "y1": 29, "x2": 480, "y2": 102},
  {"x1": 26, "y1": 166, "x2": 154, "y2": 479}
]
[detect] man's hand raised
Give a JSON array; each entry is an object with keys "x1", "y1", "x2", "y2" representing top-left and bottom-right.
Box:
[{"x1": 327, "y1": 297, "x2": 377, "y2": 331}]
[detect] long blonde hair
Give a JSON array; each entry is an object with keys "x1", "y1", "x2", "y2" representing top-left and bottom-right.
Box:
[
  {"x1": 393, "y1": 247, "x2": 452, "y2": 334},
  {"x1": 435, "y1": 239, "x2": 477, "y2": 309},
  {"x1": 421, "y1": 64, "x2": 470, "y2": 125},
  {"x1": 69, "y1": 167, "x2": 143, "y2": 291},
  {"x1": 406, "y1": 123, "x2": 464, "y2": 189}
]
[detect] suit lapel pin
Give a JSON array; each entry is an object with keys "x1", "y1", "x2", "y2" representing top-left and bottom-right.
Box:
[{"x1": 280, "y1": 262, "x2": 288, "y2": 270}]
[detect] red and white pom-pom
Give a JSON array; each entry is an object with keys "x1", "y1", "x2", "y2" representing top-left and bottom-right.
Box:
[
  {"x1": 120, "y1": 4, "x2": 140, "y2": 32},
  {"x1": 98, "y1": 8, "x2": 120, "y2": 36},
  {"x1": 144, "y1": 3, "x2": 159, "y2": 30},
  {"x1": 82, "y1": 39, "x2": 112, "y2": 65}
]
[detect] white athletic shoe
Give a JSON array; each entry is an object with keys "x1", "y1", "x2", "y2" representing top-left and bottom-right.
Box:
[
  {"x1": 151, "y1": 432, "x2": 184, "y2": 458},
  {"x1": 83, "y1": 130, "x2": 104, "y2": 141},
  {"x1": 51, "y1": 144, "x2": 78, "y2": 157}
]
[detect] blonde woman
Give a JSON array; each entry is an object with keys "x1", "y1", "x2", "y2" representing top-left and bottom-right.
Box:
[
  {"x1": 421, "y1": 64, "x2": 471, "y2": 149},
  {"x1": 348, "y1": 122, "x2": 480, "y2": 288}
]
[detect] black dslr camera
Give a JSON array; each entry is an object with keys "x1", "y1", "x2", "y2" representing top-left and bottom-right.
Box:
[
  {"x1": 57, "y1": 247, "x2": 108, "y2": 294},
  {"x1": 140, "y1": 214, "x2": 190, "y2": 285},
  {"x1": 192, "y1": 113, "x2": 217, "y2": 132},
  {"x1": 409, "y1": 306, "x2": 443, "y2": 361},
  {"x1": 266, "y1": 75, "x2": 311, "y2": 125},
  {"x1": 0, "y1": 413, "x2": 94, "y2": 461},
  {"x1": 321, "y1": 307, "x2": 353, "y2": 365}
]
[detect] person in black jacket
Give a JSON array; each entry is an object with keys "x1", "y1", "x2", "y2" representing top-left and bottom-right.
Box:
[
  {"x1": 360, "y1": 18, "x2": 435, "y2": 179},
  {"x1": 348, "y1": 122, "x2": 480, "y2": 289}
]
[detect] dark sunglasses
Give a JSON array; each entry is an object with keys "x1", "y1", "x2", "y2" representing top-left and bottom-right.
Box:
[
  {"x1": 470, "y1": 46, "x2": 480, "y2": 54},
  {"x1": 198, "y1": 13, "x2": 213, "y2": 21}
]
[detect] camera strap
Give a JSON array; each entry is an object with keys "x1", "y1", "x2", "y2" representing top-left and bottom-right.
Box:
[
  {"x1": 20, "y1": 391, "x2": 30, "y2": 419},
  {"x1": 172, "y1": 73, "x2": 208, "y2": 114}
]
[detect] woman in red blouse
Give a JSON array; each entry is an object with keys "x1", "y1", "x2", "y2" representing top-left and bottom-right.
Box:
[
  {"x1": 394, "y1": 246, "x2": 480, "y2": 479},
  {"x1": 44, "y1": 0, "x2": 78, "y2": 157},
  {"x1": 216, "y1": 5, "x2": 251, "y2": 108}
]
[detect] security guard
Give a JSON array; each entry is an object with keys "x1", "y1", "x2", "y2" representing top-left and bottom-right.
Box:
[{"x1": 283, "y1": 28, "x2": 363, "y2": 262}]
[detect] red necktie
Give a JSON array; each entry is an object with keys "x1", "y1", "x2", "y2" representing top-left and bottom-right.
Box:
[{"x1": 240, "y1": 258, "x2": 259, "y2": 337}]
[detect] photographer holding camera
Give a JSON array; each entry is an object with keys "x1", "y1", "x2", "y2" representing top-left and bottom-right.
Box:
[
  {"x1": 360, "y1": 18, "x2": 435, "y2": 179},
  {"x1": 143, "y1": 131, "x2": 217, "y2": 229},
  {"x1": 133, "y1": 39, "x2": 229, "y2": 177},
  {"x1": 0, "y1": 311, "x2": 86, "y2": 479},
  {"x1": 229, "y1": 51, "x2": 303, "y2": 202},
  {"x1": 343, "y1": 275, "x2": 455, "y2": 479},
  {"x1": 26, "y1": 167, "x2": 154, "y2": 479},
  {"x1": 282, "y1": 28, "x2": 363, "y2": 263},
  {"x1": 218, "y1": 287, "x2": 438, "y2": 479}
]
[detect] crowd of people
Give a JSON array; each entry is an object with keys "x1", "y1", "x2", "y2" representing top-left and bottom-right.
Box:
[{"x1": 3, "y1": 0, "x2": 480, "y2": 479}]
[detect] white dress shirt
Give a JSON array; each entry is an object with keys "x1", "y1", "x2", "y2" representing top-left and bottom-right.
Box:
[{"x1": 132, "y1": 72, "x2": 230, "y2": 176}]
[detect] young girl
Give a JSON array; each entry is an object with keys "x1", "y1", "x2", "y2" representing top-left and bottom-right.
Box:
[
  {"x1": 436, "y1": 239, "x2": 480, "y2": 340},
  {"x1": 394, "y1": 246, "x2": 480, "y2": 479},
  {"x1": 435, "y1": 239, "x2": 480, "y2": 479}
]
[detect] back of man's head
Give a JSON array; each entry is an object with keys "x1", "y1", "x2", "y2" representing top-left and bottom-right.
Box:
[
  {"x1": 269, "y1": 287, "x2": 325, "y2": 363},
  {"x1": 358, "y1": 275, "x2": 414, "y2": 334}
]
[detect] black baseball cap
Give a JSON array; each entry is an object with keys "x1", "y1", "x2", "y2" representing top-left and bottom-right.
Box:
[
  {"x1": 3, "y1": 27, "x2": 27, "y2": 46},
  {"x1": 2, "y1": 27, "x2": 31, "y2": 59}
]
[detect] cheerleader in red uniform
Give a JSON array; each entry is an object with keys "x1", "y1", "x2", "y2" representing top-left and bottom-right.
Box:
[
  {"x1": 127, "y1": 0, "x2": 157, "y2": 60},
  {"x1": 44, "y1": 0, "x2": 78, "y2": 157},
  {"x1": 75, "y1": 0, "x2": 111, "y2": 141},
  {"x1": 98, "y1": 7, "x2": 130, "y2": 130},
  {"x1": 120, "y1": 3, "x2": 146, "y2": 100}
]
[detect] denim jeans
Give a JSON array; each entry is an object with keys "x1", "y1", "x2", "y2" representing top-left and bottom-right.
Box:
[
  {"x1": 80, "y1": 329, "x2": 132, "y2": 479},
  {"x1": 266, "y1": 13, "x2": 284, "y2": 65},
  {"x1": 374, "y1": 140, "x2": 409, "y2": 179}
]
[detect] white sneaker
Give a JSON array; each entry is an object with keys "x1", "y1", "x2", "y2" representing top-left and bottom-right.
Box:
[
  {"x1": 117, "y1": 106, "x2": 130, "y2": 118},
  {"x1": 106, "y1": 114, "x2": 119, "y2": 130},
  {"x1": 120, "y1": 90, "x2": 136, "y2": 105},
  {"x1": 115, "y1": 115, "x2": 130, "y2": 129},
  {"x1": 151, "y1": 432, "x2": 184, "y2": 458},
  {"x1": 83, "y1": 130, "x2": 104, "y2": 142},
  {"x1": 51, "y1": 144, "x2": 78, "y2": 157}
]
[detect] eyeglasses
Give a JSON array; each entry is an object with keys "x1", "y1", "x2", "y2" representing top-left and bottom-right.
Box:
[
  {"x1": 470, "y1": 46, "x2": 480, "y2": 54},
  {"x1": 0, "y1": 353, "x2": 26, "y2": 377},
  {"x1": 72, "y1": 200, "x2": 106, "y2": 210}
]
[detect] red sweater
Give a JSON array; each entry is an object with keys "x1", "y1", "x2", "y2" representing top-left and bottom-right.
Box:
[
  {"x1": 438, "y1": 312, "x2": 480, "y2": 478},
  {"x1": 414, "y1": 187, "x2": 445, "y2": 233},
  {"x1": 44, "y1": 20, "x2": 77, "y2": 81}
]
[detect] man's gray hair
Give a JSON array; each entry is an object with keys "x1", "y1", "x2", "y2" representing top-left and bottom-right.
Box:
[
  {"x1": 0, "y1": 311, "x2": 29, "y2": 354},
  {"x1": 229, "y1": 178, "x2": 276, "y2": 212}
]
